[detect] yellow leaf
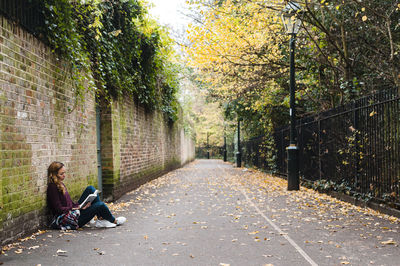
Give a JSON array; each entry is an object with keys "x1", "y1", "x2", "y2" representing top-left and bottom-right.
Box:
[
  {"x1": 111, "y1": 30, "x2": 122, "y2": 37},
  {"x1": 341, "y1": 262, "x2": 350, "y2": 265},
  {"x1": 362, "y1": 16, "x2": 368, "y2": 22},
  {"x1": 14, "y1": 249, "x2": 23, "y2": 254},
  {"x1": 381, "y1": 239, "x2": 396, "y2": 245},
  {"x1": 369, "y1": 111, "x2": 377, "y2": 116}
]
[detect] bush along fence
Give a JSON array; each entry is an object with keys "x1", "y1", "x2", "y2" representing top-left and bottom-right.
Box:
[
  {"x1": 195, "y1": 146, "x2": 225, "y2": 159},
  {"x1": 222, "y1": 88, "x2": 400, "y2": 208}
]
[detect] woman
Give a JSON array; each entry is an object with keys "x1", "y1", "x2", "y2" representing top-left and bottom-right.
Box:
[{"x1": 47, "y1": 161, "x2": 126, "y2": 228}]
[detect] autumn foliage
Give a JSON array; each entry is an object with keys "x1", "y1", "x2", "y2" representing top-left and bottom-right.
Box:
[{"x1": 186, "y1": 0, "x2": 400, "y2": 138}]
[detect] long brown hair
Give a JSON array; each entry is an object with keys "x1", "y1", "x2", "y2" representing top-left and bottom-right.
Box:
[{"x1": 47, "y1": 161, "x2": 66, "y2": 195}]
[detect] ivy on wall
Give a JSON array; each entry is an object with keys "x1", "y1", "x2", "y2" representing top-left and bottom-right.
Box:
[{"x1": 37, "y1": 0, "x2": 179, "y2": 122}]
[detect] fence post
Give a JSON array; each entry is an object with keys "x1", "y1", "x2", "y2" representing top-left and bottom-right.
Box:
[{"x1": 353, "y1": 101, "x2": 360, "y2": 190}]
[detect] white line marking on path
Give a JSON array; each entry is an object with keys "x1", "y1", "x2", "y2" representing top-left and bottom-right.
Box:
[
  {"x1": 238, "y1": 187, "x2": 318, "y2": 266},
  {"x1": 217, "y1": 165, "x2": 318, "y2": 266}
]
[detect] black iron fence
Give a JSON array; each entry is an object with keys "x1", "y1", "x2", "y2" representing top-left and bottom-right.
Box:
[
  {"x1": 238, "y1": 88, "x2": 400, "y2": 206},
  {"x1": 195, "y1": 146, "x2": 224, "y2": 159},
  {"x1": 0, "y1": 0, "x2": 44, "y2": 36}
]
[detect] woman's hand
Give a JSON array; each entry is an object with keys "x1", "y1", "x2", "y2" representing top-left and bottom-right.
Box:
[{"x1": 81, "y1": 202, "x2": 91, "y2": 210}]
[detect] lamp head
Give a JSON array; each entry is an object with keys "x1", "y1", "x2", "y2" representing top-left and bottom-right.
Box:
[{"x1": 281, "y1": 1, "x2": 303, "y2": 35}]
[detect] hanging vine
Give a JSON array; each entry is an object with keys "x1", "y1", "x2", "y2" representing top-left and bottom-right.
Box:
[{"x1": 37, "y1": 0, "x2": 179, "y2": 121}]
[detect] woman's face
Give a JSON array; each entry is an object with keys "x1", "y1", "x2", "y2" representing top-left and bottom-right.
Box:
[{"x1": 57, "y1": 166, "x2": 66, "y2": 181}]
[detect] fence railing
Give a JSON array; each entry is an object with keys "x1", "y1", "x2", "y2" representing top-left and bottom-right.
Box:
[
  {"x1": 228, "y1": 88, "x2": 400, "y2": 206},
  {"x1": 195, "y1": 146, "x2": 224, "y2": 159},
  {"x1": 0, "y1": 0, "x2": 44, "y2": 37}
]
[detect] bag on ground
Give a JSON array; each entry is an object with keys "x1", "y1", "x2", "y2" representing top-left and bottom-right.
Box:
[{"x1": 50, "y1": 210, "x2": 80, "y2": 230}]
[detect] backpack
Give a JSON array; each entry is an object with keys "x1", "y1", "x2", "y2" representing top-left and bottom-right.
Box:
[{"x1": 50, "y1": 210, "x2": 80, "y2": 230}]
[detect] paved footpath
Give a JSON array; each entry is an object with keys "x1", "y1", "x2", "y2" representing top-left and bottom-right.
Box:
[{"x1": 2, "y1": 160, "x2": 400, "y2": 266}]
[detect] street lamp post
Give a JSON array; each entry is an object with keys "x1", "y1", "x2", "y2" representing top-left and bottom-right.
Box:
[
  {"x1": 223, "y1": 125, "x2": 227, "y2": 162},
  {"x1": 281, "y1": 2, "x2": 303, "y2": 191},
  {"x1": 236, "y1": 117, "x2": 242, "y2": 167},
  {"x1": 207, "y1": 132, "x2": 210, "y2": 159}
]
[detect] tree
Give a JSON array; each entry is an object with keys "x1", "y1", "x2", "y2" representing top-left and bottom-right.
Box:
[
  {"x1": 186, "y1": 0, "x2": 400, "y2": 129},
  {"x1": 186, "y1": 0, "x2": 288, "y2": 136}
]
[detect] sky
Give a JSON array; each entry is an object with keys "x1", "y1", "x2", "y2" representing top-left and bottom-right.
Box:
[{"x1": 147, "y1": 0, "x2": 190, "y2": 32}]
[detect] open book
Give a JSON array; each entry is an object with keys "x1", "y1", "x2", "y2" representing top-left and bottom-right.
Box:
[{"x1": 79, "y1": 190, "x2": 99, "y2": 209}]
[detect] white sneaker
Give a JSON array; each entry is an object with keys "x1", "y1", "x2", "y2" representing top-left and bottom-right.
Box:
[
  {"x1": 95, "y1": 219, "x2": 116, "y2": 228},
  {"x1": 89, "y1": 219, "x2": 96, "y2": 227},
  {"x1": 115, "y1": 216, "x2": 126, "y2": 226}
]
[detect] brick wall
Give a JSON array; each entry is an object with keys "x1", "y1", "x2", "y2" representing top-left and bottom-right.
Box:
[
  {"x1": 0, "y1": 16, "x2": 195, "y2": 244},
  {"x1": 100, "y1": 96, "x2": 195, "y2": 200},
  {"x1": 0, "y1": 16, "x2": 98, "y2": 244}
]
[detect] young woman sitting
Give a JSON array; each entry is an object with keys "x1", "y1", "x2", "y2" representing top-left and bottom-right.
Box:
[{"x1": 47, "y1": 161, "x2": 126, "y2": 229}]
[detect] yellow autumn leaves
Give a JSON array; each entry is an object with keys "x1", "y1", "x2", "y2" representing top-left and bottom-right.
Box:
[{"x1": 185, "y1": 0, "x2": 285, "y2": 102}]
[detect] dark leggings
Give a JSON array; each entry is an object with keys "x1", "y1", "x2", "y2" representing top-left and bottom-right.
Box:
[{"x1": 77, "y1": 186, "x2": 115, "y2": 227}]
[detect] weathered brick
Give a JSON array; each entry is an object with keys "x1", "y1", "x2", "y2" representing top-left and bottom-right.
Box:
[{"x1": 0, "y1": 14, "x2": 194, "y2": 245}]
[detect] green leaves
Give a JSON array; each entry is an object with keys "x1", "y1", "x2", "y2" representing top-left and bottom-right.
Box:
[{"x1": 39, "y1": 0, "x2": 180, "y2": 122}]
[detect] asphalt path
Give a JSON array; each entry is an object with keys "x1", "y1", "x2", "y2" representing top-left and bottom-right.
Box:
[{"x1": 2, "y1": 159, "x2": 400, "y2": 265}]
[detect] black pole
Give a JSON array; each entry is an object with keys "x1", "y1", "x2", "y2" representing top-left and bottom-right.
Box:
[
  {"x1": 207, "y1": 132, "x2": 210, "y2": 159},
  {"x1": 287, "y1": 34, "x2": 299, "y2": 190},
  {"x1": 236, "y1": 118, "x2": 241, "y2": 167},
  {"x1": 223, "y1": 135, "x2": 227, "y2": 162}
]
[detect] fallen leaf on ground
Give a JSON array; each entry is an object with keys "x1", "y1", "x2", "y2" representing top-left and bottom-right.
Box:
[
  {"x1": 56, "y1": 249, "x2": 67, "y2": 256},
  {"x1": 14, "y1": 249, "x2": 23, "y2": 254},
  {"x1": 381, "y1": 239, "x2": 396, "y2": 245}
]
